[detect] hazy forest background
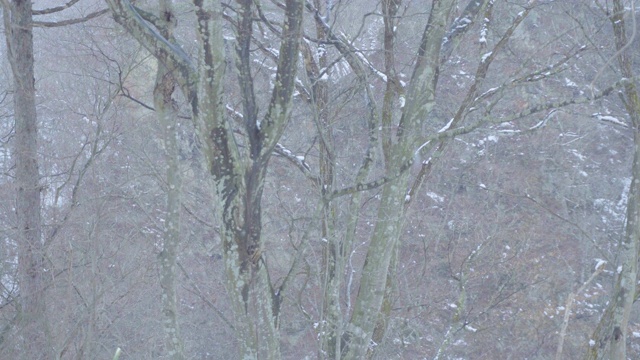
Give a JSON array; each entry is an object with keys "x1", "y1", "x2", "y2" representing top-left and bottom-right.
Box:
[{"x1": 1, "y1": 0, "x2": 640, "y2": 359}]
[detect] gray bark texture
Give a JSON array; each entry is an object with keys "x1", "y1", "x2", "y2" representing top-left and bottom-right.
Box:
[
  {"x1": 104, "y1": 0, "x2": 304, "y2": 357},
  {"x1": 340, "y1": 1, "x2": 455, "y2": 358},
  {"x1": 154, "y1": 0, "x2": 185, "y2": 358},
  {"x1": 3, "y1": 0, "x2": 48, "y2": 358},
  {"x1": 586, "y1": 0, "x2": 640, "y2": 359}
]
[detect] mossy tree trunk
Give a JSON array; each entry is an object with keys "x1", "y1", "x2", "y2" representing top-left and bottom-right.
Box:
[
  {"x1": 105, "y1": 0, "x2": 304, "y2": 358},
  {"x1": 153, "y1": 0, "x2": 185, "y2": 358},
  {"x1": 340, "y1": 1, "x2": 455, "y2": 358}
]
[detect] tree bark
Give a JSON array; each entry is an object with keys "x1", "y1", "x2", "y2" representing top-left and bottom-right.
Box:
[
  {"x1": 587, "y1": 1, "x2": 640, "y2": 359},
  {"x1": 335, "y1": 1, "x2": 454, "y2": 358},
  {"x1": 105, "y1": 0, "x2": 305, "y2": 357},
  {"x1": 3, "y1": 0, "x2": 48, "y2": 358},
  {"x1": 300, "y1": 0, "x2": 341, "y2": 357},
  {"x1": 154, "y1": 1, "x2": 185, "y2": 358}
]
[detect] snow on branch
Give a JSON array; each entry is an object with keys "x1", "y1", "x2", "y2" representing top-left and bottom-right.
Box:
[
  {"x1": 329, "y1": 78, "x2": 631, "y2": 201},
  {"x1": 528, "y1": 109, "x2": 557, "y2": 131},
  {"x1": 274, "y1": 143, "x2": 319, "y2": 185},
  {"x1": 349, "y1": 41, "x2": 389, "y2": 83},
  {"x1": 593, "y1": 113, "x2": 628, "y2": 127},
  {"x1": 472, "y1": 46, "x2": 587, "y2": 105}
]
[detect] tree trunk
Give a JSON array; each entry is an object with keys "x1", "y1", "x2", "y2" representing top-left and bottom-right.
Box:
[
  {"x1": 587, "y1": 1, "x2": 640, "y2": 358},
  {"x1": 3, "y1": 0, "x2": 48, "y2": 358},
  {"x1": 342, "y1": 173, "x2": 409, "y2": 359},
  {"x1": 341, "y1": 1, "x2": 454, "y2": 358},
  {"x1": 300, "y1": 0, "x2": 342, "y2": 356},
  {"x1": 104, "y1": 0, "x2": 305, "y2": 357},
  {"x1": 154, "y1": 1, "x2": 185, "y2": 358}
]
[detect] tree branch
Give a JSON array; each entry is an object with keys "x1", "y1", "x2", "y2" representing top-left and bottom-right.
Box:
[
  {"x1": 33, "y1": 9, "x2": 109, "y2": 27},
  {"x1": 33, "y1": 0, "x2": 81, "y2": 15},
  {"x1": 329, "y1": 77, "x2": 633, "y2": 200},
  {"x1": 105, "y1": 0, "x2": 196, "y2": 103}
]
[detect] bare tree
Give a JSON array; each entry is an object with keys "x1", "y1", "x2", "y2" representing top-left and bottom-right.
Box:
[
  {"x1": 59, "y1": 0, "x2": 638, "y2": 358},
  {"x1": 587, "y1": 1, "x2": 640, "y2": 359},
  {"x1": 154, "y1": 0, "x2": 186, "y2": 358},
  {"x1": 105, "y1": 0, "x2": 305, "y2": 357},
  {"x1": 1, "y1": 1, "x2": 47, "y2": 357}
]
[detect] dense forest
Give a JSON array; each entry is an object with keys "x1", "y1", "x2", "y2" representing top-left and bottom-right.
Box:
[{"x1": 1, "y1": 0, "x2": 640, "y2": 359}]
